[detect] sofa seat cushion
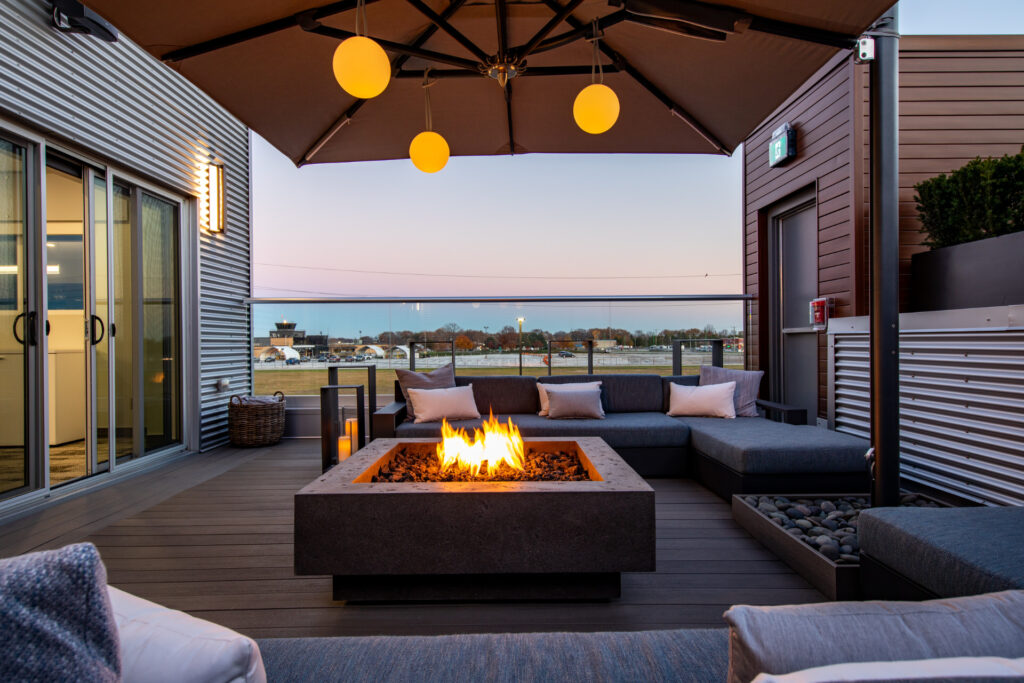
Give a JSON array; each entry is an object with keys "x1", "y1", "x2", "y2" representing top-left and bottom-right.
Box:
[
  {"x1": 539, "y1": 374, "x2": 664, "y2": 413},
  {"x1": 258, "y1": 628, "x2": 729, "y2": 683},
  {"x1": 859, "y1": 507, "x2": 1024, "y2": 598},
  {"x1": 678, "y1": 417, "x2": 868, "y2": 474},
  {"x1": 396, "y1": 412, "x2": 690, "y2": 449}
]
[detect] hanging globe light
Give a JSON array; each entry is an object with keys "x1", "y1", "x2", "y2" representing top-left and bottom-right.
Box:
[
  {"x1": 573, "y1": 83, "x2": 620, "y2": 135},
  {"x1": 332, "y1": 36, "x2": 390, "y2": 99},
  {"x1": 331, "y1": 0, "x2": 390, "y2": 99},
  {"x1": 573, "y1": 22, "x2": 619, "y2": 135},
  {"x1": 409, "y1": 131, "x2": 450, "y2": 173}
]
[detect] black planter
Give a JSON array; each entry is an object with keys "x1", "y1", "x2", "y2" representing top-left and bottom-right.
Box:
[{"x1": 911, "y1": 230, "x2": 1024, "y2": 312}]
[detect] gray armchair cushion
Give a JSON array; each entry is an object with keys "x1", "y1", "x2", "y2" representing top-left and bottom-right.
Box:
[
  {"x1": 0, "y1": 543, "x2": 120, "y2": 682},
  {"x1": 397, "y1": 412, "x2": 690, "y2": 449},
  {"x1": 859, "y1": 507, "x2": 1024, "y2": 598},
  {"x1": 395, "y1": 363, "x2": 455, "y2": 420},
  {"x1": 679, "y1": 417, "x2": 868, "y2": 474},
  {"x1": 540, "y1": 374, "x2": 663, "y2": 413},
  {"x1": 455, "y1": 376, "x2": 539, "y2": 415},
  {"x1": 724, "y1": 590, "x2": 1024, "y2": 683},
  {"x1": 699, "y1": 366, "x2": 764, "y2": 417}
]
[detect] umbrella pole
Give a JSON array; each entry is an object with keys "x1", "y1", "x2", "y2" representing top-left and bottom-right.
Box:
[{"x1": 869, "y1": 5, "x2": 901, "y2": 507}]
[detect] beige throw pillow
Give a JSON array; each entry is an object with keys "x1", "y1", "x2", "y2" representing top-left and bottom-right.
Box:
[
  {"x1": 546, "y1": 388, "x2": 605, "y2": 419},
  {"x1": 537, "y1": 381, "x2": 603, "y2": 417},
  {"x1": 406, "y1": 385, "x2": 481, "y2": 424},
  {"x1": 667, "y1": 381, "x2": 736, "y2": 418},
  {"x1": 395, "y1": 363, "x2": 456, "y2": 420}
]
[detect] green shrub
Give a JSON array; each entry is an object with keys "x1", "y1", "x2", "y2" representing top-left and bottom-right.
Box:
[{"x1": 914, "y1": 147, "x2": 1024, "y2": 248}]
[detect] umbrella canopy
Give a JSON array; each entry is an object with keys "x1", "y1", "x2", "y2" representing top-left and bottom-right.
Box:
[{"x1": 81, "y1": 0, "x2": 892, "y2": 165}]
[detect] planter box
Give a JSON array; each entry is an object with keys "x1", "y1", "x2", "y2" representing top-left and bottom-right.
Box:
[
  {"x1": 911, "y1": 231, "x2": 1024, "y2": 312},
  {"x1": 732, "y1": 494, "x2": 860, "y2": 601}
]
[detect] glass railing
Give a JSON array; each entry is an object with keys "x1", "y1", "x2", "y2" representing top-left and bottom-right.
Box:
[{"x1": 247, "y1": 295, "x2": 751, "y2": 403}]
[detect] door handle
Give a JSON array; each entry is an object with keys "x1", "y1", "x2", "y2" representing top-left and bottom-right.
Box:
[
  {"x1": 90, "y1": 315, "x2": 105, "y2": 345},
  {"x1": 26, "y1": 311, "x2": 38, "y2": 346},
  {"x1": 13, "y1": 312, "x2": 25, "y2": 345}
]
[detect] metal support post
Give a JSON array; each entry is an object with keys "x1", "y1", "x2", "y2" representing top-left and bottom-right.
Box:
[
  {"x1": 671, "y1": 339, "x2": 683, "y2": 375},
  {"x1": 320, "y1": 384, "x2": 365, "y2": 473},
  {"x1": 585, "y1": 339, "x2": 594, "y2": 374},
  {"x1": 711, "y1": 340, "x2": 724, "y2": 368},
  {"x1": 868, "y1": 6, "x2": 901, "y2": 507}
]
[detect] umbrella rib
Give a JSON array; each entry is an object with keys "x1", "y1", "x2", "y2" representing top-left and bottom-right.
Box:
[
  {"x1": 404, "y1": 0, "x2": 490, "y2": 63},
  {"x1": 305, "y1": 23, "x2": 480, "y2": 71},
  {"x1": 539, "y1": 0, "x2": 730, "y2": 155},
  {"x1": 504, "y1": 81, "x2": 515, "y2": 155},
  {"x1": 395, "y1": 65, "x2": 622, "y2": 78},
  {"x1": 514, "y1": 0, "x2": 585, "y2": 59},
  {"x1": 495, "y1": 0, "x2": 509, "y2": 58},
  {"x1": 299, "y1": 0, "x2": 470, "y2": 165},
  {"x1": 514, "y1": 11, "x2": 628, "y2": 57},
  {"x1": 161, "y1": 0, "x2": 381, "y2": 62}
]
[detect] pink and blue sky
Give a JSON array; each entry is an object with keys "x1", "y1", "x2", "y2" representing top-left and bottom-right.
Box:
[{"x1": 251, "y1": 0, "x2": 1023, "y2": 337}]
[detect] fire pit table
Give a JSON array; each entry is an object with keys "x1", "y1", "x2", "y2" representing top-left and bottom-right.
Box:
[{"x1": 294, "y1": 435, "x2": 655, "y2": 601}]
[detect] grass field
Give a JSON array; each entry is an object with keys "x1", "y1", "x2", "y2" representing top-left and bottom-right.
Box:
[{"x1": 254, "y1": 365, "x2": 741, "y2": 400}]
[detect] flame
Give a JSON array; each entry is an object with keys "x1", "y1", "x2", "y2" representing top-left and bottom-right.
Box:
[{"x1": 437, "y1": 412, "x2": 525, "y2": 477}]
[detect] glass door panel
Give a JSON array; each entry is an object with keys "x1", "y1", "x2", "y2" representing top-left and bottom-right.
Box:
[
  {"x1": 112, "y1": 184, "x2": 134, "y2": 462},
  {"x1": 140, "y1": 193, "x2": 180, "y2": 452},
  {"x1": 0, "y1": 139, "x2": 29, "y2": 496},
  {"x1": 45, "y1": 156, "x2": 88, "y2": 486},
  {"x1": 93, "y1": 175, "x2": 110, "y2": 467}
]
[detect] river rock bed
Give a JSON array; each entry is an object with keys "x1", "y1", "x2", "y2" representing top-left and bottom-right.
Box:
[
  {"x1": 742, "y1": 493, "x2": 941, "y2": 564},
  {"x1": 371, "y1": 447, "x2": 592, "y2": 483}
]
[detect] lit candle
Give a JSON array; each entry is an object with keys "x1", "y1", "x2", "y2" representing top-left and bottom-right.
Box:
[
  {"x1": 345, "y1": 417, "x2": 359, "y2": 454},
  {"x1": 338, "y1": 436, "x2": 352, "y2": 461}
]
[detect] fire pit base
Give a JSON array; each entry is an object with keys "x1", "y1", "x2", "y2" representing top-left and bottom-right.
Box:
[
  {"x1": 295, "y1": 437, "x2": 654, "y2": 602},
  {"x1": 333, "y1": 572, "x2": 620, "y2": 602}
]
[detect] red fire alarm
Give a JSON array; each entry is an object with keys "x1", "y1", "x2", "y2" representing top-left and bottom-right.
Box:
[{"x1": 809, "y1": 297, "x2": 832, "y2": 331}]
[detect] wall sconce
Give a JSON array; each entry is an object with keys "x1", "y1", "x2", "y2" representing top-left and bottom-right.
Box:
[{"x1": 201, "y1": 163, "x2": 225, "y2": 233}]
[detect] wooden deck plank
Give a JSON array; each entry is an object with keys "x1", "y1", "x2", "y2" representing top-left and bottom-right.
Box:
[{"x1": 1, "y1": 439, "x2": 825, "y2": 638}]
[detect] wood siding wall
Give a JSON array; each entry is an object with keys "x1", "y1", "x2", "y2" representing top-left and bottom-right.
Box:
[
  {"x1": 744, "y1": 35, "x2": 1024, "y2": 421},
  {"x1": 743, "y1": 53, "x2": 861, "y2": 419},
  {"x1": 858, "y1": 35, "x2": 1024, "y2": 309}
]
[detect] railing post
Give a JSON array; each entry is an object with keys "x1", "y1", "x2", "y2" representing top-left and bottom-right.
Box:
[
  {"x1": 671, "y1": 339, "x2": 683, "y2": 375},
  {"x1": 586, "y1": 339, "x2": 594, "y2": 374},
  {"x1": 711, "y1": 339, "x2": 724, "y2": 368},
  {"x1": 518, "y1": 345, "x2": 523, "y2": 376},
  {"x1": 320, "y1": 385, "x2": 340, "y2": 473},
  {"x1": 546, "y1": 340, "x2": 552, "y2": 376},
  {"x1": 408, "y1": 340, "x2": 417, "y2": 371}
]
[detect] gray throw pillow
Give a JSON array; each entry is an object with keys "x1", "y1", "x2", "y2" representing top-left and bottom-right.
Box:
[
  {"x1": 699, "y1": 366, "x2": 763, "y2": 417},
  {"x1": 0, "y1": 543, "x2": 120, "y2": 682},
  {"x1": 395, "y1": 363, "x2": 456, "y2": 420},
  {"x1": 546, "y1": 388, "x2": 605, "y2": 419},
  {"x1": 724, "y1": 590, "x2": 1024, "y2": 683}
]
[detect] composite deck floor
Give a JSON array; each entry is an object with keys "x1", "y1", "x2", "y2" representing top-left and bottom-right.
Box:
[{"x1": 0, "y1": 439, "x2": 823, "y2": 639}]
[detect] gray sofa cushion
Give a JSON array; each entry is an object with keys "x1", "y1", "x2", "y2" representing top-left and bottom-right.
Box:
[
  {"x1": 540, "y1": 374, "x2": 664, "y2": 413},
  {"x1": 661, "y1": 375, "x2": 699, "y2": 411},
  {"x1": 724, "y1": 590, "x2": 1024, "y2": 683},
  {"x1": 547, "y1": 388, "x2": 605, "y2": 419},
  {"x1": 859, "y1": 507, "x2": 1024, "y2": 598},
  {"x1": 258, "y1": 628, "x2": 729, "y2": 683},
  {"x1": 454, "y1": 376, "x2": 538, "y2": 415},
  {"x1": 0, "y1": 543, "x2": 120, "y2": 682},
  {"x1": 679, "y1": 417, "x2": 868, "y2": 474},
  {"x1": 397, "y1": 412, "x2": 690, "y2": 449}
]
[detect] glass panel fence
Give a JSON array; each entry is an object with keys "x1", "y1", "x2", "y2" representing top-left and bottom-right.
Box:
[{"x1": 250, "y1": 299, "x2": 747, "y2": 402}]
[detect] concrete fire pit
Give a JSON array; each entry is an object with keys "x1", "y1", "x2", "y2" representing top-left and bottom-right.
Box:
[{"x1": 295, "y1": 437, "x2": 655, "y2": 601}]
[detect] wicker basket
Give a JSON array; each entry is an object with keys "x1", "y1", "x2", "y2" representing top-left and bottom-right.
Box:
[{"x1": 228, "y1": 392, "x2": 285, "y2": 447}]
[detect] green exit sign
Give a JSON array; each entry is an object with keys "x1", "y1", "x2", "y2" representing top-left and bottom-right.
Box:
[{"x1": 768, "y1": 123, "x2": 797, "y2": 167}]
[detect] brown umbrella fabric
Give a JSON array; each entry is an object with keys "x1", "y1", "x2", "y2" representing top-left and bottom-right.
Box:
[{"x1": 82, "y1": 0, "x2": 894, "y2": 165}]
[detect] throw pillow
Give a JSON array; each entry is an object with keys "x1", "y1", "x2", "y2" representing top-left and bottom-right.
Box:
[
  {"x1": 407, "y1": 385, "x2": 482, "y2": 423},
  {"x1": 725, "y1": 590, "x2": 1024, "y2": 683},
  {"x1": 699, "y1": 366, "x2": 763, "y2": 417},
  {"x1": 667, "y1": 381, "x2": 737, "y2": 418},
  {"x1": 109, "y1": 586, "x2": 267, "y2": 683},
  {"x1": 0, "y1": 543, "x2": 120, "y2": 682},
  {"x1": 395, "y1": 363, "x2": 456, "y2": 420},
  {"x1": 546, "y1": 388, "x2": 605, "y2": 419},
  {"x1": 537, "y1": 381, "x2": 603, "y2": 417},
  {"x1": 752, "y1": 655, "x2": 1024, "y2": 683}
]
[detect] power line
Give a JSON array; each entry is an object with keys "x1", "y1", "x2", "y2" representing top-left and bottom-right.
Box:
[{"x1": 255, "y1": 262, "x2": 740, "y2": 280}]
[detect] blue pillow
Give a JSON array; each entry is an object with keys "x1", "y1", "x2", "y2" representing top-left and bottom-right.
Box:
[{"x1": 0, "y1": 543, "x2": 120, "y2": 681}]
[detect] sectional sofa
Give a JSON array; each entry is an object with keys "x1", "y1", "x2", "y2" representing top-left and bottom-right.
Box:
[{"x1": 373, "y1": 373, "x2": 870, "y2": 498}]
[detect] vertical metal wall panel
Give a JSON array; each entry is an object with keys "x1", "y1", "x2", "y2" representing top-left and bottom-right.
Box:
[
  {"x1": 0, "y1": 0, "x2": 251, "y2": 451},
  {"x1": 833, "y1": 329, "x2": 1024, "y2": 506}
]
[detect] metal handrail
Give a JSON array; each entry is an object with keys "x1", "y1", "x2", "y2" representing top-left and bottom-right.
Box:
[{"x1": 246, "y1": 294, "x2": 753, "y2": 304}]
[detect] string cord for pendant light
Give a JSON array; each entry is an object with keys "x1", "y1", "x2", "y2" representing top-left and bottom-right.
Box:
[
  {"x1": 422, "y1": 68, "x2": 436, "y2": 131},
  {"x1": 355, "y1": 0, "x2": 368, "y2": 36},
  {"x1": 589, "y1": 19, "x2": 603, "y2": 85}
]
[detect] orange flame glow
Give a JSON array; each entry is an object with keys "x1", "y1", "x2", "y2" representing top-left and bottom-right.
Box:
[{"x1": 437, "y1": 412, "x2": 525, "y2": 477}]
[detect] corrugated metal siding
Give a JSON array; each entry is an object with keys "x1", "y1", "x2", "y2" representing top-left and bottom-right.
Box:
[
  {"x1": 0, "y1": 0, "x2": 251, "y2": 450},
  {"x1": 833, "y1": 330, "x2": 1024, "y2": 506}
]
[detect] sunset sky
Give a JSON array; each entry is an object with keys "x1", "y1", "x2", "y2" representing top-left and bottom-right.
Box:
[{"x1": 251, "y1": 0, "x2": 1022, "y2": 337}]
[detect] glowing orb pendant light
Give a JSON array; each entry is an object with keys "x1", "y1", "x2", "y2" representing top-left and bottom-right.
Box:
[
  {"x1": 332, "y1": 0, "x2": 390, "y2": 99},
  {"x1": 410, "y1": 71, "x2": 450, "y2": 173},
  {"x1": 573, "y1": 23, "x2": 619, "y2": 134}
]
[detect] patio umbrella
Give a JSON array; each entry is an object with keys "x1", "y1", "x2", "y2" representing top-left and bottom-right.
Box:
[{"x1": 80, "y1": 0, "x2": 894, "y2": 165}]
